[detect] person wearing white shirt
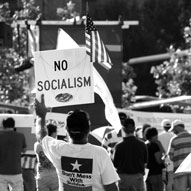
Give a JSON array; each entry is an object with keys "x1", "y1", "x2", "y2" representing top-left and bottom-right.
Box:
[
  {"x1": 34, "y1": 94, "x2": 119, "y2": 191},
  {"x1": 158, "y1": 119, "x2": 174, "y2": 191}
]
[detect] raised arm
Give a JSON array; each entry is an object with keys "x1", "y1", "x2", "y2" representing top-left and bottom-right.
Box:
[{"x1": 34, "y1": 94, "x2": 48, "y2": 140}]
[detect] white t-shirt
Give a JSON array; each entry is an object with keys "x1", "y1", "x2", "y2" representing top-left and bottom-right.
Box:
[
  {"x1": 42, "y1": 136, "x2": 119, "y2": 191},
  {"x1": 158, "y1": 131, "x2": 174, "y2": 171},
  {"x1": 158, "y1": 131, "x2": 174, "y2": 152}
]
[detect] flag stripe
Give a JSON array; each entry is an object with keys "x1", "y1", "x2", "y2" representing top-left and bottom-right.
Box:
[{"x1": 85, "y1": 14, "x2": 112, "y2": 70}]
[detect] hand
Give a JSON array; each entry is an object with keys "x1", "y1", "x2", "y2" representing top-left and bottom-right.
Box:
[{"x1": 34, "y1": 94, "x2": 47, "y2": 119}]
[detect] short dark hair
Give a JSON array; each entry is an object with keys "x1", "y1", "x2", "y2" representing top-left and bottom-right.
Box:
[
  {"x1": 145, "y1": 127, "x2": 158, "y2": 140},
  {"x1": 118, "y1": 112, "x2": 127, "y2": 120},
  {"x1": 142, "y1": 123, "x2": 151, "y2": 134},
  {"x1": 67, "y1": 109, "x2": 90, "y2": 141},
  {"x1": 47, "y1": 123, "x2": 57, "y2": 136},
  {"x1": 123, "y1": 118, "x2": 135, "y2": 134},
  {"x1": 3, "y1": 117, "x2": 15, "y2": 129},
  {"x1": 118, "y1": 112, "x2": 127, "y2": 125}
]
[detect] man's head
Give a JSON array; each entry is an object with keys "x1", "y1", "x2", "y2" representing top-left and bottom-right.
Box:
[
  {"x1": 170, "y1": 119, "x2": 185, "y2": 135},
  {"x1": 123, "y1": 118, "x2": 135, "y2": 134},
  {"x1": 66, "y1": 109, "x2": 90, "y2": 141},
  {"x1": 47, "y1": 123, "x2": 57, "y2": 138},
  {"x1": 161, "y1": 119, "x2": 171, "y2": 132},
  {"x1": 2, "y1": 117, "x2": 15, "y2": 129},
  {"x1": 145, "y1": 127, "x2": 158, "y2": 141},
  {"x1": 118, "y1": 112, "x2": 127, "y2": 126}
]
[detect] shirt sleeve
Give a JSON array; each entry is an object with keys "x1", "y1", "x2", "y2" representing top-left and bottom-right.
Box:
[
  {"x1": 34, "y1": 142, "x2": 41, "y2": 154},
  {"x1": 100, "y1": 149, "x2": 119, "y2": 185},
  {"x1": 42, "y1": 135, "x2": 66, "y2": 164}
]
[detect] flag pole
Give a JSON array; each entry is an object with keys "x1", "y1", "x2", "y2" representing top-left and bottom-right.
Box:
[{"x1": 86, "y1": 1, "x2": 89, "y2": 13}]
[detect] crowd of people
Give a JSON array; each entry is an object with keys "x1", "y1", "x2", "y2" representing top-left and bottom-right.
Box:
[{"x1": 0, "y1": 94, "x2": 191, "y2": 191}]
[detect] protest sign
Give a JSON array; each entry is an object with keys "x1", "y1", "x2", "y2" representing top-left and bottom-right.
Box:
[
  {"x1": 175, "y1": 152, "x2": 191, "y2": 176},
  {"x1": 31, "y1": 112, "x2": 68, "y2": 136},
  {"x1": 34, "y1": 48, "x2": 94, "y2": 107}
]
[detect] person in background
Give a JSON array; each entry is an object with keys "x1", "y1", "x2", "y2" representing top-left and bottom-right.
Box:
[
  {"x1": 21, "y1": 153, "x2": 37, "y2": 191},
  {"x1": 145, "y1": 127, "x2": 166, "y2": 191},
  {"x1": 158, "y1": 119, "x2": 174, "y2": 191},
  {"x1": 158, "y1": 119, "x2": 174, "y2": 152},
  {"x1": 168, "y1": 119, "x2": 191, "y2": 191},
  {"x1": 113, "y1": 118, "x2": 148, "y2": 191},
  {"x1": 34, "y1": 122, "x2": 59, "y2": 191},
  {"x1": 0, "y1": 117, "x2": 27, "y2": 191},
  {"x1": 34, "y1": 94, "x2": 119, "y2": 191},
  {"x1": 142, "y1": 123, "x2": 151, "y2": 142},
  {"x1": 102, "y1": 112, "x2": 127, "y2": 160}
]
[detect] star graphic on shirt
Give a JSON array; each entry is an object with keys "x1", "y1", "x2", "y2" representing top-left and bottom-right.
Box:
[{"x1": 71, "y1": 160, "x2": 82, "y2": 171}]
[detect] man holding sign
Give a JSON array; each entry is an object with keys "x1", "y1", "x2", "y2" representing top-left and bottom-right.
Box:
[{"x1": 34, "y1": 95, "x2": 119, "y2": 191}]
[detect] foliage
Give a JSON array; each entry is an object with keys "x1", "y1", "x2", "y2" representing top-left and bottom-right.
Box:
[
  {"x1": 151, "y1": 19, "x2": 191, "y2": 112},
  {"x1": 56, "y1": 1, "x2": 80, "y2": 21},
  {"x1": 0, "y1": 1, "x2": 40, "y2": 106},
  {"x1": 121, "y1": 63, "x2": 137, "y2": 108},
  {"x1": 13, "y1": 0, "x2": 41, "y2": 20},
  {"x1": 0, "y1": 2, "x2": 12, "y2": 23},
  {"x1": 123, "y1": 0, "x2": 191, "y2": 96}
]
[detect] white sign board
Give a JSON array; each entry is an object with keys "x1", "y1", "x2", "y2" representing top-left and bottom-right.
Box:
[
  {"x1": 34, "y1": 48, "x2": 94, "y2": 107},
  {"x1": 32, "y1": 112, "x2": 68, "y2": 136},
  {"x1": 0, "y1": 114, "x2": 34, "y2": 130}
]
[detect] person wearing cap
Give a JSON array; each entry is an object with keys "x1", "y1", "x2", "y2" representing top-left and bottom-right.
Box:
[
  {"x1": 158, "y1": 119, "x2": 174, "y2": 191},
  {"x1": 168, "y1": 119, "x2": 191, "y2": 191},
  {"x1": 34, "y1": 95, "x2": 119, "y2": 191},
  {"x1": 113, "y1": 118, "x2": 148, "y2": 191},
  {"x1": 158, "y1": 119, "x2": 174, "y2": 153},
  {"x1": 144, "y1": 127, "x2": 166, "y2": 191},
  {"x1": 102, "y1": 112, "x2": 128, "y2": 160}
]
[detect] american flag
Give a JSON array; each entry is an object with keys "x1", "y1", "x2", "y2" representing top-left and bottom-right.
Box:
[{"x1": 85, "y1": 14, "x2": 112, "y2": 70}]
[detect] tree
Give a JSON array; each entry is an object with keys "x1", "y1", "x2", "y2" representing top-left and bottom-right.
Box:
[
  {"x1": 151, "y1": 18, "x2": 191, "y2": 112},
  {"x1": 121, "y1": 62, "x2": 137, "y2": 108},
  {"x1": 0, "y1": 1, "x2": 40, "y2": 106}
]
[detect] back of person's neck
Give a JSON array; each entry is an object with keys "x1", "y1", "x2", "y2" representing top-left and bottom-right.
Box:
[
  {"x1": 72, "y1": 138, "x2": 88, "y2": 144},
  {"x1": 125, "y1": 133, "x2": 135, "y2": 137}
]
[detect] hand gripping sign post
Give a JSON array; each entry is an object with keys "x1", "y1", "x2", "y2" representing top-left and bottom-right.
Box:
[{"x1": 34, "y1": 47, "x2": 94, "y2": 107}]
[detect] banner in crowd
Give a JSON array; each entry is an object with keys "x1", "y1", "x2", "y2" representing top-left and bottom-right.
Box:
[
  {"x1": 34, "y1": 48, "x2": 94, "y2": 107},
  {"x1": 175, "y1": 152, "x2": 191, "y2": 175},
  {"x1": 117, "y1": 109, "x2": 191, "y2": 131},
  {"x1": 32, "y1": 112, "x2": 68, "y2": 136}
]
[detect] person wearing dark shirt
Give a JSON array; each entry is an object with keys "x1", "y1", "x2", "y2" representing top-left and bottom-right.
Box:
[
  {"x1": 113, "y1": 118, "x2": 148, "y2": 191},
  {"x1": 0, "y1": 117, "x2": 27, "y2": 191},
  {"x1": 145, "y1": 127, "x2": 165, "y2": 191}
]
